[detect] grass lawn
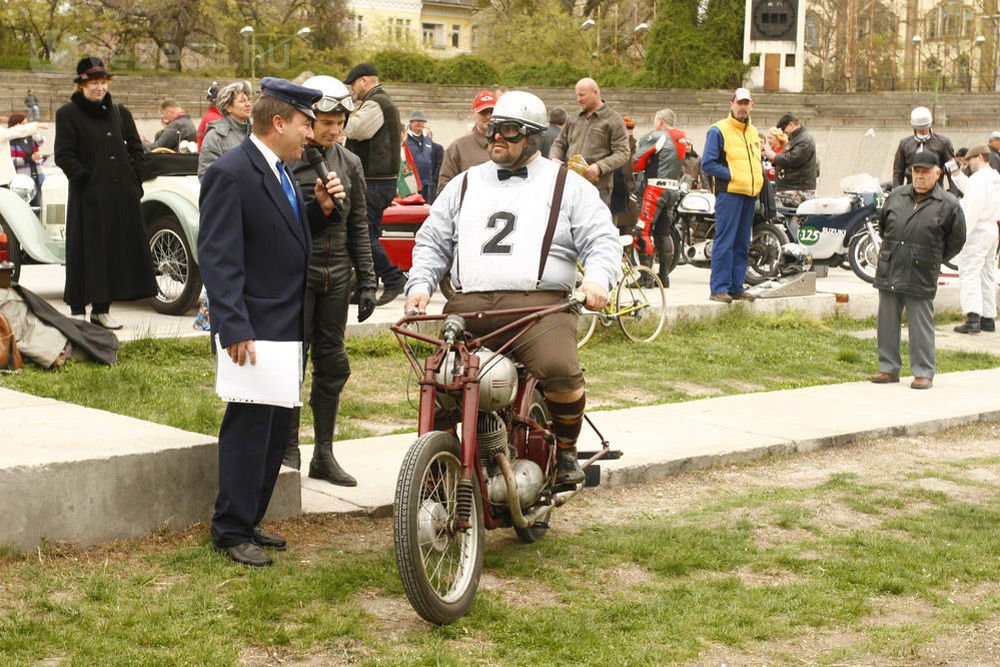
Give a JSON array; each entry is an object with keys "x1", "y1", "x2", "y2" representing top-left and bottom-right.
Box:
[
  {"x1": 0, "y1": 308, "x2": 997, "y2": 441},
  {"x1": 1, "y1": 422, "x2": 998, "y2": 664}
]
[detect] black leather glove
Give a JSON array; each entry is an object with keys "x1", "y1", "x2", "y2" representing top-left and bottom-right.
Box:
[{"x1": 357, "y1": 288, "x2": 376, "y2": 323}]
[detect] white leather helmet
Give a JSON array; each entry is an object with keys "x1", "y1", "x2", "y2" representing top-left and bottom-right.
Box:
[
  {"x1": 490, "y1": 91, "x2": 547, "y2": 134},
  {"x1": 302, "y1": 75, "x2": 355, "y2": 116},
  {"x1": 910, "y1": 106, "x2": 933, "y2": 130}
]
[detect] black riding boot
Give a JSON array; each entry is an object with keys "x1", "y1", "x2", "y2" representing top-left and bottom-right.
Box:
[
  {"x1": 654, "y1": 235, "x2": 673, "y2": 288},
  {"x1": 308, "y1": 395, "x2": 357, "y2": 486},
  {"x1": 954, "y1": 313, "x2": 981, "y2": 335},
  {"x1": 282, "y1": 406, "x2": 301, "y2": 469}
]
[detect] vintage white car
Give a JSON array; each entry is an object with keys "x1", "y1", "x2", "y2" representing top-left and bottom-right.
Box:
[{"x1": 0, "y1": 153, "x2": 202, "y2": 315}]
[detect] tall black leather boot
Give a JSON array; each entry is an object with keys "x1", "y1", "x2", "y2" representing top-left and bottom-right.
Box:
[
  {"x1": 954, "y1": 312, "x2": 981, "y2": 334},
  {"x1": 654, "y1": 235, "x2": 673, "y2": 288},
  {"x1": 282, "y1": 406, "x2": 301, "y2": 469},
  {"x1": 308, "y1": 395, "x2": 357, "y2": 486}
]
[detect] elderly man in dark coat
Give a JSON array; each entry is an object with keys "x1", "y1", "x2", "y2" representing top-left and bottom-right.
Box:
[
  {"x1": 871, "y1": 151, "x2": 965, "y2": 390},
  {"x1": 54, "y1": 57, "x2": 157, "y2": 330}
]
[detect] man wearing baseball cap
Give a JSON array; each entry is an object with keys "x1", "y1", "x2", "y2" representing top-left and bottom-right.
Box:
[
  {"x1": 437, "y1": 89, "x2": 496, "y2": 191},
  {"x1": 988, "y1": 130, "x2": 1000, "y2": 172},
  {"x1": 343, "y1": 63, "x2": 408, "y2": 306},
  {"x1": 199, "y1": 76, "x2": 346, "y2": 567},
  {"x1": 699, "y1": 87, "x2": 764, "y2": 303},
  {"x1": 871, "y1": 150, "x2": 965, "y2": 390}
]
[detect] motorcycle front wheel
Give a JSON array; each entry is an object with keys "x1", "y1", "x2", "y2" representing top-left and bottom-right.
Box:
[
  {"x1": 848, "y1": 233, "x2": 877, "y2": 283},
  {"x1": 394, "y1": 430, "x2": 484, "y2": 625},
  {"x1": 745, "y1": 222, "x2": 789, "y2": 286}
]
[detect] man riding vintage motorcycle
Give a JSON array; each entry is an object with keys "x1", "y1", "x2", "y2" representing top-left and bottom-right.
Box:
[{"x1": 403, "y1": 90, "x2": 622, "y2": 485}]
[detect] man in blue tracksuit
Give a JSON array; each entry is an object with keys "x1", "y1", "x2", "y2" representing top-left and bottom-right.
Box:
[{"x1": 699, "y1": 88, "x2": 764, "y2": 303}]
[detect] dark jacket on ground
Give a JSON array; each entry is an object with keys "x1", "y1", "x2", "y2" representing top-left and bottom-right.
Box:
[
  {"x1": 773, "y1": 125, "x2": 817, "y2": 191},
  {"x1": 875, "y1": 183, "x2": 966, "y2": 299},
  {"x1": 152, "y1": 113, "x2": 197, "y2": 151},
  {"x1": 345, "y1": 85, "x2": 400, "y2": 180},
  {"x1": 291, "y1": 143, "x2": 376, "y2": 293},
  {"x1": 437, "y1": 130, "x2": 490, "y2": 192},
  {"x1": 13, "y1": 284, "x2": 119, "y2": 364},
  {"x1": 54, "y1": 91, "x2": 157, "y2": 310},
  {"x1": 892, "y1": 132, "x2": 955, "y2": 186}
]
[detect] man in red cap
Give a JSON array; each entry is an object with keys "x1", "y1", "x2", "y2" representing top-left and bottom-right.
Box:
[{"x1": 437, "y1": 89, "x2": 496, "y2": 191}]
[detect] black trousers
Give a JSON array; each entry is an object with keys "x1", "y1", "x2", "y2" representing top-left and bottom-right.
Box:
[
  {"x1": 305, "y1": 275, "x2": 352, "y2": 402},
  {"x1": 212, "y1": 402, "x2": 292, "y2": 547},
  {"x1": 365, "y1": 179, "x2": 406, "y2": 289}
]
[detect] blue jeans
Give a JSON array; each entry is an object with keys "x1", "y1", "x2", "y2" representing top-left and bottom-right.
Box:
[
  {"x1": 366, "y1": 179, "x2": 406, "y2": 289},
  {"x1": 710, "y1": 192, "x2": 756, "y2": 295}
]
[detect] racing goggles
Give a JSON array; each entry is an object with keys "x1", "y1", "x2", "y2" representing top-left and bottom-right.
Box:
[
  {"x1": 486, "y1": 120, "x2": 529, "y2": 143},
  {"x1": 314, "y1": 95, "x2": 354, "y2": 114}
]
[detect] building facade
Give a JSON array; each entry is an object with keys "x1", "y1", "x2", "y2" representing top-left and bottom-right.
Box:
[
  {"x1": 348, "y1": 0, "x2": 480, "y2": 56},
  {"x1": 743, "y1": 0, "x2": 807, "y2": 92}
]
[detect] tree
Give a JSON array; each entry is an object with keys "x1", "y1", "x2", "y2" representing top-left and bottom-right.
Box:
[{"x1": 641, "y1": 0, "x2": 747, "y2": 89}]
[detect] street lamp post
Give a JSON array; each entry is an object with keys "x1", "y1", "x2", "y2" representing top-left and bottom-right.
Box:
[
  {"x1": 912, "y1": 34, "x2": 922, "y2": 91},
  {"x1": 240, "y1": 26, "x2": 312, "y2": 90}
]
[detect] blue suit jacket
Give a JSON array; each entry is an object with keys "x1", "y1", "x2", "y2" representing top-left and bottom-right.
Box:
[{"x1": 198, "y1": 137, "x2": 330, "y2": 348}]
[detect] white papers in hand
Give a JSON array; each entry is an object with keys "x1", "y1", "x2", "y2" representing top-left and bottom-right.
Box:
[{"x1": 215, "y1": 336, "x2": 303, "y2": 408}]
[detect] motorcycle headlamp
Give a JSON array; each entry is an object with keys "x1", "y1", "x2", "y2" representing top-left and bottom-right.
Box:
[
  {"x1": 486, "y1": 120, "x2": 529, "y2": 144},
  {"x1": 314, "y1": 95, "x2": 354, "y2": 114}
]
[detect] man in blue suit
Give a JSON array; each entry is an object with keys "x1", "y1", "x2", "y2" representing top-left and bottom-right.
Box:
[{"x1": 198, "y1": 78, "x2": 345, "y2": 567}]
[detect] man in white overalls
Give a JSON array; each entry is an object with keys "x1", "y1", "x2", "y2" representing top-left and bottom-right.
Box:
[{"x1": 404, "y1": 91, "x2": 622, "y2": 484}]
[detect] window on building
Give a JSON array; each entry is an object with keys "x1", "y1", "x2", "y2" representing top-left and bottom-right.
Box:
[
  {"x1": 785, "y1": 53, "x2": 796, "y2": 67},
  {"x1": 925, "y1": 8, "x2": 938, "y2": 40},
  {"x1": 390, "y1": 18, "x2": 411, "y2": 42},
  {"x1": 423, "y1": 22, "x2": 444, "y2": 48},
  {"x1": 471, "y1": 25, "x2": 480, "y2": 49},
  {"x1": 451, "y1": 25, "x2": 461, "y2": 49},
  {"x1": 353, "y1": 15, "x2": 364, "y2": 39}
]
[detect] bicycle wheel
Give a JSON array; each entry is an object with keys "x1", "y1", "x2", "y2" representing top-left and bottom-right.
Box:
[
  {"x1": 394, "y1": 431, "x2": 484, "y2": 625},
  {"x1": 616, "y1": 265, "x2": 666, "y2": 343}
]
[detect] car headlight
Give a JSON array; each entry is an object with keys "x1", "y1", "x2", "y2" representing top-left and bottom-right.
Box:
[{"x1": 8, "y1": 174, "x2": 36, "y2": 204}]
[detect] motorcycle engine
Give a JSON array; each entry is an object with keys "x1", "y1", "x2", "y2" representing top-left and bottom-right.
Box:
[{"x1": 488, "y1": 458, "x2": 546, "y2": 507}]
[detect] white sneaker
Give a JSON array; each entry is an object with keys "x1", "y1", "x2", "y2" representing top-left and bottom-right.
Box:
[{"x1": 90, "y1": 313, "x2": 123, "y2": 330}]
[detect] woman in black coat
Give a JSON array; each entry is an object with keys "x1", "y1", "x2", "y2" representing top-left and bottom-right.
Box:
[{"x1": 54, "y1": 57, "x2": 156, "y2": 329}]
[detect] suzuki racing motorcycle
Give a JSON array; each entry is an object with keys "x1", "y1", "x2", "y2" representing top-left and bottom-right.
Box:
[
  {"x1": 777, "y1": 173, "x2": 889, "y2": 283},
  {"x1": 637, "y1": 178, "x2": 790, "y2": 285}
]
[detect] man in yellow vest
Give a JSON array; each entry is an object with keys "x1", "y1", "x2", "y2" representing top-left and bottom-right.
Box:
[{"x1": 700, "y1": 88, "x2": 764, "y2": 303}]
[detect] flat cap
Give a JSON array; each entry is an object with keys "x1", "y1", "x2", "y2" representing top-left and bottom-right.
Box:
[
  {"x1": 965, "y1": 144, "x2": 991, "y2": 160},
  {"x1": 911, "y1": 150, "x2": 940, "y2": 168},
  {"x1": 409, "y1": 109, "x2": 428, "y2": 121},
  {"x1": 344, "y1": 63, "x2": 377, "y2": 84},
  {"x1": 259, "y1": 77, "x2": 322, "y2": 119}
]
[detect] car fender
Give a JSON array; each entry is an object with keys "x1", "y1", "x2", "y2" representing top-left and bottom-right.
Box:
[
  {"x1": 141, "y1": 190, "x2": 200, "y2": 264},
  {"x1": 0, "y1": 188, "x2": 64, "y2": 263}
]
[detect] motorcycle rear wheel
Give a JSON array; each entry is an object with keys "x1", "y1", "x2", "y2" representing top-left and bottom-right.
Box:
[
  {"x1": 848, "y1": 233, "x2": 877, "y2": 283},
  {"x1": 745, "y1": 222, "x2": 789, "y2": 286},
  {"x1": 394, "y1": 430, "x2": 484, "y2": 625},
  {"x1": 514, "y1": 389, "x2": 552, "y2": 544}
]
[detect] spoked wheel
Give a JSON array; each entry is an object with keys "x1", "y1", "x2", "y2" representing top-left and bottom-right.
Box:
[
  {"x1": 394, "y1": 431, "x2": 484, "y2": 625},
  {"x1": 514, "y1": 389, "x2": 552, "y2": 544},
  {"x1": 745, "y1": 222, "x2": 788, "y2": 286},
  {"x1": 575, "y1": 266, "x2": 598, "y2": 348},
  {"x1": 147, "y1": 215, "x2": 201, "y2": 315},
  {"x1": 616, "y1": 265, "x2": 667, "y2": 343},
  {"x1": 848, "y1": 232, "x2": 877, "y2": 284}
]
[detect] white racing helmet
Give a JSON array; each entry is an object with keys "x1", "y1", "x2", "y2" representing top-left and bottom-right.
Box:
[
  {"x1": 910, "y1": 106, "x2": 933, "y2": 130},
  {"x1": 302, "y1": 75, "x2": 355, "y2": 117},
  {"x1": 489, "y1": 91, "x2": 548, "y2": 135}
]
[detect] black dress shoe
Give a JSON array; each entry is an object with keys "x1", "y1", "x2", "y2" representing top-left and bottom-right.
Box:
[
  {"x1": 252, "y1": 526, "x2": 287, "y2": 550},
  {"x1": 217, "y1": 541, "x2": 273, "y2": 567},
  {"x1": 376, "y1": 283, "x2": 404, "y2": 306}
]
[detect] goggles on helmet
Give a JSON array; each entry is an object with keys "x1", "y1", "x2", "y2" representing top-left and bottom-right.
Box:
[
  {"x1": 486, "y1": 120, "x2": 530, "y2": 143},
  {"x1": 314, "y1": 95, "x2": 353, "y2": 114}
]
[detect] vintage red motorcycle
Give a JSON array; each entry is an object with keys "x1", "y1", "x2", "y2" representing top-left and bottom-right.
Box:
[{"x1": 390, "y1": 297, "x2": 620, "y2": 624}]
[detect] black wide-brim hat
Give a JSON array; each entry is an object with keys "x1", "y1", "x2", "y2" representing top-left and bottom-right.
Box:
[{"x1": 74, "y1": 56, "x2": 113, "y2": 84}]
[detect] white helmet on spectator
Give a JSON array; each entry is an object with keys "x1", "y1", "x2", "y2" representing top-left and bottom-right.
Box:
[
  {"x1": 910, "y1": 106, "x2": 933, "y2": 130},
  {"x1": 302, "y1": 75, "x2": 355, "y2": 117},
  {"x1": 489, "y1": 91, "x2": 547, "y2": 135}
]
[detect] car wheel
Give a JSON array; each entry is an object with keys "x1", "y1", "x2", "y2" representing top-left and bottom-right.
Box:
[{"x1": 147, "y1": 214, "x2": 201, "y2": 315}]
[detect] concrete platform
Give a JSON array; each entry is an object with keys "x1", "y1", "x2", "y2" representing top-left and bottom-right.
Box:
[
  {"x1": 299, "y1": 367, "x2": 1000, "y2": 516},
  {"x1": 0, "y1": 388, "x2": 299, "y2": 552}
]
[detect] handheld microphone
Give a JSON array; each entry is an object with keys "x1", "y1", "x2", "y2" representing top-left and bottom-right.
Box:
[{"x1": 303, "y1": 145, "x2": 345, "y2": 215}]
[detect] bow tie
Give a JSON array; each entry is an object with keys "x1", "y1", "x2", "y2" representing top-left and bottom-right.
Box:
[{"x1": 497, "y1": 167, "x2": 528, "y2": 181}]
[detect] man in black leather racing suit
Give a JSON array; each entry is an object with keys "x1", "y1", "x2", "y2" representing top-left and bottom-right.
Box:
[{"x1": 284, "y1": 75, "x2": 377, "y2": 485}]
